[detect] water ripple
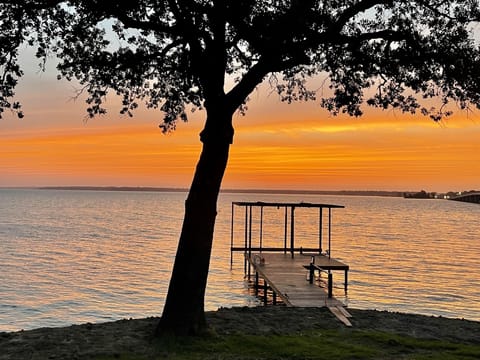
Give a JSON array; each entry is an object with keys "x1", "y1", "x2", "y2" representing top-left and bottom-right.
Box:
[{"x1": 1, "y1": 189, "x2": 479, "y2": 331}]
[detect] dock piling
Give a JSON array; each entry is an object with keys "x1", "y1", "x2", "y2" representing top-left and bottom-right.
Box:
[{"x1": 328, "y1": 272, "x2": 333, "y2": 298}]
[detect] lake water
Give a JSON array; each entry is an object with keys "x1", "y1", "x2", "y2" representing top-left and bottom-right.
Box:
[{"x1": 1, "y1": 189, "x2": 479, "y2": 332}]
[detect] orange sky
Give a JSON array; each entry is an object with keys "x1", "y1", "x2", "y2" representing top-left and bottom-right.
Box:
[{"x1": 1, "y1": 64, "x2": 480, "y2": 192}]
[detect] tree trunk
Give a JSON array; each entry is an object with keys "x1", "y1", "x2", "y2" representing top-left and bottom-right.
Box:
[{"x1": 156, "y1": 111, "x2": 233, "y2": 336}]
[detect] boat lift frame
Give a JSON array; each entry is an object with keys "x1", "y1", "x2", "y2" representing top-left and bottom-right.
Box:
[{"x1": 230, "y1": 201, "x2": 345, "y2": 272}]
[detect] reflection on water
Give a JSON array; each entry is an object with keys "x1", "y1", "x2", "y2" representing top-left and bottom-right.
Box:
[{"x1": 0, "y1": 189, "x2": 479, "y2": 331}]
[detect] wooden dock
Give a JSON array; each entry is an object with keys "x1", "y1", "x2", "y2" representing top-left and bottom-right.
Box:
[
  {"x1": 247, "y1": 252, "x2": 352, "y2": 326},
  {"x1": 230, "y1": 201, "x2": 352, "y2": 326}
]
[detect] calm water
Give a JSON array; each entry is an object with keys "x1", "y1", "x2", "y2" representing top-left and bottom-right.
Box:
[{"x1": 0, "y1": 189, "x2": 479, "y2": 331}]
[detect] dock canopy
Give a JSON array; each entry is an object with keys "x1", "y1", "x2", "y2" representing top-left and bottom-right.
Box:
[
  {"x1": 231, "y1": 201, "x2": 344, "y2": 209},
  {"x1": 230, "y1": 201, "x2": 345, "y2": 267}
]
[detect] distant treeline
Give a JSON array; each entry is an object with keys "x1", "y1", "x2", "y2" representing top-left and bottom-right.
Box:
[
  {"x1": 38, "y1": 186, "x2": 405, "y2": 197},
  {"x1": 403, "y1": 189, "x2": 480, "y2": 199},
  {"x1": 403, "y1": 190, "x2": 437, "y2": 199},
  {"x1": 38, "y1": 186, "x2": 186, "y2": 193}
]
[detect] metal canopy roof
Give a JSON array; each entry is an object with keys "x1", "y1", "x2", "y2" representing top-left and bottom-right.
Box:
[{"x1": 232, "y1": 201, "x2": 344, "y2": 209}]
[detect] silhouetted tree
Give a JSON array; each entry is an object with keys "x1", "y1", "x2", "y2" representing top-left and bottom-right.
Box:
[{"x1": 2, "y1": 1, "x2": 480, "y2": 335}]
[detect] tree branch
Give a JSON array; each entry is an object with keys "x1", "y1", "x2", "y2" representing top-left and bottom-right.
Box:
[
  {"x1": 337, "y1": 29, "x2": 414, "y2": 45},
  {"x1": 111, "y1": 11, "x2": 174, "y2": 34},
  {"x1": 334, "y1": 0, "x2": 394, "y2": 32},
  {"x1": 225, "y1": 60, "x2": 270, "y2": 113}
]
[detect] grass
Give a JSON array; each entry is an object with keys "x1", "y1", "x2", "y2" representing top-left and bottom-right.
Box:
[{"x1": 96, "y1": 328, "x2": 480, "y2": 360}]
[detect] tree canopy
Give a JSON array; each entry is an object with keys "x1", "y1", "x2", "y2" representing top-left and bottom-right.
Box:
[
  {"x1": 2, "y1": 1, "x2": 480, "y2": 126},
  {"x1": 2, "y1": 0, "x2": 480, "y2": 336}
]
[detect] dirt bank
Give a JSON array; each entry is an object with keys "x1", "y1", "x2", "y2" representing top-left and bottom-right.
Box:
[{"x1": 1, "y1": 307, "x2": 479, "y2": 359}]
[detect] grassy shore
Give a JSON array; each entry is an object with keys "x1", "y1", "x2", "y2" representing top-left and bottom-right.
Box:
[{"x1": 1, "y1": 307, "x2": 480, "y2": 359}]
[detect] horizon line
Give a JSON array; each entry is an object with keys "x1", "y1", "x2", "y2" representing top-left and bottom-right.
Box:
[{"x1": 0, "y1": 186, "x2": 452, "y2": 197}]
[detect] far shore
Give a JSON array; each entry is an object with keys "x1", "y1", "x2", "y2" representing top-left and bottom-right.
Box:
[
  {"x1": 25, "y1": 186, "x2": 408, "y2": 197},
  {"x1": 1, "y1": 307, "x2": 479, "y2": 359}
]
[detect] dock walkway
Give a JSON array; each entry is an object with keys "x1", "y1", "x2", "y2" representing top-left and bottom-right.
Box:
[{"x1": 248, "y1": 252, "x2": 352, "y2": 326}]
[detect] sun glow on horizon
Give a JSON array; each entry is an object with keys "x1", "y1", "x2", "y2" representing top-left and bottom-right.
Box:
[{"x1": 1, "y1": 77, "x2": 480, "y2": 191}]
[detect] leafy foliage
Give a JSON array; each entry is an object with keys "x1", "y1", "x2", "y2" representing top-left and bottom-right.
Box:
[{"x1": 1, "y1": 0, "x2": 480, "y2": 127}]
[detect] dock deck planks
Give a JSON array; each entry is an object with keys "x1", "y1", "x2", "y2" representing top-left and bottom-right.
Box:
[{"x1": 248, "y1": 252, "x2": 352, "y2": 326}]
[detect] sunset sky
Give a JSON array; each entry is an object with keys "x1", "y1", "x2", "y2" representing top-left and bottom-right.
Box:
[{"x1": 1, "y1": 52, "x2": 480, "y2": 192}]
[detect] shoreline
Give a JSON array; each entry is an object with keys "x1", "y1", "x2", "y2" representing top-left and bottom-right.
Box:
[{"x1": 1, "y1": 307, "x2": 479, "y2": 359}]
